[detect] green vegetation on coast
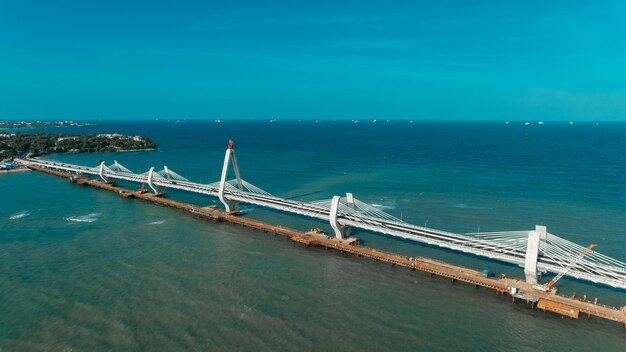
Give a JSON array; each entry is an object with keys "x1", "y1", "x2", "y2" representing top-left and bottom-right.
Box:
[{"x1": 0, "y1": 133, "x2": 157, "y2": 160}]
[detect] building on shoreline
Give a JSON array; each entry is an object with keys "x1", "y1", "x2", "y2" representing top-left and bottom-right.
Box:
[{"x1": 0, "y1": 161, "x2": 19, "y2": 170}]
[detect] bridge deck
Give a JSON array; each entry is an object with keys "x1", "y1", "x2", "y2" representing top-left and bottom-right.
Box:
[
  {"x1": 25, "y1": 164, "x2": 626, "y2": 328},
  {"x1": 18, "y1": 157, "x2": 626, "y2": 290}
]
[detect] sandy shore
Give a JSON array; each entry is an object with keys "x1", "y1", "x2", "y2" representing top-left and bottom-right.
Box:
[{"x1": 0, "y1": 168, "x2": 30, "y2": 175}]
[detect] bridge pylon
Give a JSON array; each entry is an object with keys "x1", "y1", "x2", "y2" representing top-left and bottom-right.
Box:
[
  {"x1": 163, "y1": 166, "x2": 172, "y2": 180},
  {"x1": 218, "y1": 140, "x2": 244, "y2": 212},
  {"x1": 147, "y1": 167, "x2": 160, "y2": 194},
  {"x1": 98, "y1": 161, "x2": 109, "y2": 183},
  {"x1": 524, "y1": 225, "x2": 547, "y2": 284},
  {"x1": 329, "y1": 193, "x2": 355, "y2": 239}
]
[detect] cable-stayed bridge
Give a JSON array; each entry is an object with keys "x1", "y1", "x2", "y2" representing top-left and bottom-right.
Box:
[{"x1": 17, "y1": 142, "x2": 626, "y2": 290}]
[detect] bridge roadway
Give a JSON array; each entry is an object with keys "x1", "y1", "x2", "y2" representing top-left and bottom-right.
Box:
[
  {"x1": 18, "y1": 157, "x2": 626, "y2": 290},
  {"x1": 18, "y1": 164, "x2": 626, "y2": 328}
]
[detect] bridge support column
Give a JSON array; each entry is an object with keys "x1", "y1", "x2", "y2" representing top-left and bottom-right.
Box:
[
  {"x1": 218, "y1": 140, "x2": 243, "y2": 212},
  {"x1": 524, "y1": 225, "x2": 547, "y2": 284},
  {"x1": 329, "y1": 194, "x2": 352, "y2": 239},
  {"x1": 147, "y1": 167, "x2": 159, "y2": 194},
  {"x1": 346, "y1": 192, "x2": 355, "y2": 208},
  {"x1": 113, "y1": 160, "x2": 123, "y2": 173},
  {"x1": 98, "y1": 161, "x2": 109, "y2": 183},
  {"x1": 163, "y1": 166, "x2": 171, "y2": 180}
]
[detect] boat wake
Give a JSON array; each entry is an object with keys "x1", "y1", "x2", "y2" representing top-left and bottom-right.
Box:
[
  {"x1": 371, "y1": 203, "x2": 396, "y2": 211},
  {"x1": 9, "y1": 211, "x2": 30, "y2": 220},
  {"x1": 237, "y1": 206, "x2": 256, "y2": 214},
  {"x1": 148, "y1": 220, "x2": 165, "y2": 225},
  {"x1": 452, "y1": 203, "x2": 490, "y2": 210},
  {"x1": 65, "y1": 213, "x2": 100, "y2": 223}
]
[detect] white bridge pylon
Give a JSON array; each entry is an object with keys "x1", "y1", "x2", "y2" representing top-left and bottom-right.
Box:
[
  {"x1": 311, "y1": 193, "x2": 404, "y2": 239},
  {"x1": 16, "y1": 142, "x2": 626, "y2": 290},
  {"x1": 109, "y1": 161, "x2": 134, "y2": 174},
  {"x1": 218, "y1": 140, "x2": 242, "y2": 212},
  {"x1": 215, "y1": 140, "x2": 272, "y2": 212}
]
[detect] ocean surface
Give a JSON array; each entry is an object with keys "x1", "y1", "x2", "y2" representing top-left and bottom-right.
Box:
[{"x1": 1, "y1": 121, "x2": 625, "y2": 351}]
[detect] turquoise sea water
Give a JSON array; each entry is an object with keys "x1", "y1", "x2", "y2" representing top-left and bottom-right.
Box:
[{"x1": 1, "y1": 121, "x2": 625, "y2": 351}]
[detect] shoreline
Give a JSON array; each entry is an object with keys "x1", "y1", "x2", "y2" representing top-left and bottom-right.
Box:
[
  {"x1": 0, "y1": 168, "x2": 30, "y2": 175},
  {"x1": 113, "y1": 148, "x2": 157, "y2": 153},
  {"x1": 58, "y1": 148, "x2": 157, "y2": 155},
  {"x1": 0, "y1": 149, "x2": 156, "y2": 172},
  {"x1": 1, "y1": 132, "x2": 157, "y2": 159}
]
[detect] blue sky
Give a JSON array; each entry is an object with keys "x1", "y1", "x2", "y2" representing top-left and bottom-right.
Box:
[{"x1": 1, "y1": 0, "x2": 626, "y2": 121}]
